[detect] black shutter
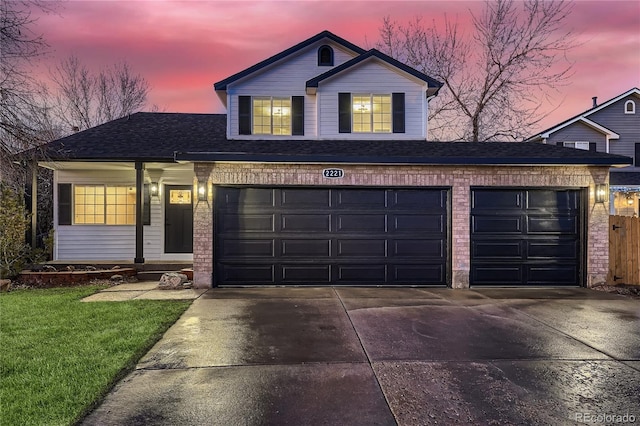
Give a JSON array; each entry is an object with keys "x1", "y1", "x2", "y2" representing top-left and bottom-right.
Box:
[
  {"x1": 238, "y1": 96, "x2": 251, "y2": 135},
  {"x1": 635, "y1": 143, "x2": 640, "y2": 166},
  {"x1": 338, "y1": 93, "x2": 351, "y2": 133},
  {"x1": 589, "y1": 142, "x2": 597, "y2": 152},
  {"x1": 392, "y1": 93, "x2": 405, "y2": 133},
  {"x1": 292, "y1": 96, "x2": 304, "y2": 135},
  {"x1": 557, "y1": 142, "x2": 565, "y2": 147},
  {"x1": 143, "y1": 184, "x2": 151, "y2": 226},
  {"x1": 58, "y1": 183, "x2": 72, "y2": 225}
]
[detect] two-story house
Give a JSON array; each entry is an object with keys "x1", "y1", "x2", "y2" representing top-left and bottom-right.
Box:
[
  {"x1": 527, "y1": 88, "x2": 640, "y2": 216},
  {"x1": 39, "y1": 31, "x2": 631, "y2": 289}
]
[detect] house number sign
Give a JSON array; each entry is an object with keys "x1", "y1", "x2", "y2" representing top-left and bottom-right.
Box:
[{"x1": 323, "y1": 168, "x2": 344, "y2": 179}]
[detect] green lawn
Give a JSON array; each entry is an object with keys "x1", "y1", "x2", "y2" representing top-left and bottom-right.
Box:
[{"x1": 0, "y1": 286, "x2": 191, "y2": 425}]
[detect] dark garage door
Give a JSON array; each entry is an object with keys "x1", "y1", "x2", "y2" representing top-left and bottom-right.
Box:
[
  {"x1": 470, "y1": 188, "x2": 583, "y2": 286},
  {"x1": 214, "y1": 187, "x2": 448, "y2": 286}
]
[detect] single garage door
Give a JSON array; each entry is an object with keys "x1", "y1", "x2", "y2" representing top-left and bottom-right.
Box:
[
  {"x1": 214, "y1": 187, "x2": 448, "y2": 286},
  {"x1": 470, "y1": 188, "x2": 583, "y2": 286}
]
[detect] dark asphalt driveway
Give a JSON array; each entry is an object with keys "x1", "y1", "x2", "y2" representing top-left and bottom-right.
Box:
[{"x1": 81, "y1": 288, "x2": 640, "y2": 425}]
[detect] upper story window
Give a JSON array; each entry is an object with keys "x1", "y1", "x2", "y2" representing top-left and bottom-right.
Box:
[
  {"x1": 352, "y1": 94, "x2": 391, "y2": 133},
  {"x1": 562, "y1": 141, "x2": 591, "y2": 150},
  {"x1": 318, "y1": 45, "x2": 334, "y2": 66},
  {"x1": 238, "y1": 96, "x2": 304, "y2": 136},
  {"x1": 253, "y1": 97, "x2": 292, "y2": 135},
  {"x1": 339, "y1": 92, "x2": 405, "y2": 134},
  {"x1": 625, "y1": 100, "x2": 636, "y2": 114}
]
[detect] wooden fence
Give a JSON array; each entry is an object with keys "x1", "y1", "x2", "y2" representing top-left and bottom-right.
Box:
[{"x1": 608, "y1": 215, "x2": 640, "y2": 285}]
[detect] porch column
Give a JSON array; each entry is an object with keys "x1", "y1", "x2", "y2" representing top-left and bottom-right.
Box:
[{"x1": 134, "y1": 161, "x2": 144, "y2": 264}]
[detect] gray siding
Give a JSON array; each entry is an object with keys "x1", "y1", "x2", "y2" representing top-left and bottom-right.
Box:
[
  {"x1": 546, "y1": 94, "x2": 639, "y2": 172},
  {"x1": 589, "y1": 95, "x2": 640, "y2": 170},
  {"x1": 545, "y1": 121, "x2": 606, "y2": 151}
]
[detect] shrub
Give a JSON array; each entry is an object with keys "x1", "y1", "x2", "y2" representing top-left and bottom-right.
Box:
[{"x1": 0, "y1": 183, "x2": 30, "y2": 279}]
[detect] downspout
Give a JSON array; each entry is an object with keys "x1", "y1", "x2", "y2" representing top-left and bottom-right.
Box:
[{"x1": 134, "y1": 161, "x2": 144, "y2": 264}]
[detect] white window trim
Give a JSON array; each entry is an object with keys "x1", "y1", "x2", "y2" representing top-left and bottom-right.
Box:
[
  {"x1": 625, "y1": 100, "x2": 636, "y2": 114},
  {"x1": 73, "y1": 184, "x2": 137, "y2": 225}
]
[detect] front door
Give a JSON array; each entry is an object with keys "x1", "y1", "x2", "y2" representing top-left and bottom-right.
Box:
[{"x1": 165, "y1": 185, "x2": 193, "y2": 253}]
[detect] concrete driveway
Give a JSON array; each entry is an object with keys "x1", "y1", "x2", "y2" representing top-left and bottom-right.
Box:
[{"x1": 82, "y1": 288, "x2": 640, "y2": 425}]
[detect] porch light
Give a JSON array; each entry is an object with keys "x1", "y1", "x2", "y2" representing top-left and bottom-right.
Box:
[
  {"x1": 595, "y1": 184, "x2": 608, "y2": 203},
  {"x1": 198, "y1": 182, "x2": 208, "y2": 201},
  {"x1": 150, "y1": 182, "x2": 159, "y2": 197}
]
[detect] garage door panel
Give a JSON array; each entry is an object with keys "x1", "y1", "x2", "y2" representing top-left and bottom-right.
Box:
[
  {"x1": 222, "y1": 239, "x2": 274, "y2": 257},
  {"x1": 527, "y1": 240, "x2": 578, "y2": 259},
  {"x1": 472, "y1": 266, "x2": 523, "y2": 285},
  {"x1": 281, "y1": 240, "x2": 330, "y2": 257},
  {"x1": 393, "y1": 214, "x2": 444, "y2": 232},
  {"x1": 528, "y1": 216, "x2": 577, "y2": 234},
  {"x1": 221, "y1": 188, "x2": 275, "y2": 207},
  {"x1": 473, "y1": 190, "x2": 521, "y2": 210},
  {"x1": 337, "y1": 239, "x2": 387, "y2": 257},
  {"x1": 282, "y1": 214, "x2": 330, "y2": 232},
  {"x1": 472, "y1": 241, "x2": 523, "y2": 259},
  {"x1": 393, "y1": 240, "x2": 443, "y2": 258},
  {"x1": 336, "y1": 189, "x2": 386, "y2": 208},
  {"x1": 471, "y1": 188, "x2": 582, "y2": 287},
  {"x1": 527, "y1": 265, "x2": 578, "y2": 285},
  {"x1": 337, "y1": 214, "x2": 387, "y2": 232},
  {"x1": 282, "y1": 265, "x2": 331, "y2": 283},
  {"x1": 216, "y1": 187, "x2": 448, "y2": 286},
  {"x1": 392, "y1": 189, "x2": 445, "y2": 208},
  {"x1": 221, "y1": 264, "x2": 275, "y2": 283},
  {"x1": 281, "y1": 188, "x2": 330, "y2": 208},
  {"x1": 472, "y1": 216, "x2": 522, "y2": 233},
  {"x1": 394, "y1": 265, "x2": 445, "y2": 283},
  {"x1": 220, "y1": 214, "x2": 275, "y2": 232},
  {"x1": 337, "y1": 265, "x2": 387, "y2": 282},
  {"x1": 527, "y1": 190, "x2": 579, "y2": 210}
]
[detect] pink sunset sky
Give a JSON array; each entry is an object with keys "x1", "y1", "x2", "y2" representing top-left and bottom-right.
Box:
[{"x1": 32, "y1": 0, "x2": 639, "y2": 133}]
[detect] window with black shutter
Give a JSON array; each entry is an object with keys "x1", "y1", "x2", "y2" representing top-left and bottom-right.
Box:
[
  {"x1": 58, "y1": 184, "x2": 72, "y2": 225},
  {"x1": 238, "y1": 96, "x2": 251, "y2": 135},
  {"x1": 338, "y1": 93, "x2": 352, "y2": 133},
  {"x1": 292, "y1": 96, "x2": 304, "y2": 135},
  {"x1": 392, "y1": 93, "x2": 405, "y2": 133}
]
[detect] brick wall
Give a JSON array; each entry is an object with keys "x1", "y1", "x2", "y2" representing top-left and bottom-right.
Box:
[{"x1": 192, "y1": 162, "x2": 610, "y2": 289}]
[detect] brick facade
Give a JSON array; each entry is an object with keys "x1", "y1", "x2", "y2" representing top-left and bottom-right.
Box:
[{"x1": 192, "y1": 162, "x2": 610, "y2": 289}]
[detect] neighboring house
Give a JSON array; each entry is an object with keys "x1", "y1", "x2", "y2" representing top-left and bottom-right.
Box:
[
  {"x1": 527, "y1": 88, "x2": 640, "y2": 216},
  {"x1": 39, "y1": 31, "x2": 631, "y2": 289}
]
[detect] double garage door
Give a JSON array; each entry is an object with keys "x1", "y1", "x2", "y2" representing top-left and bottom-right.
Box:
[
  {"x1": 215, "y1": 187, "x2": 448, "y2": 286},
  {"x1": 214, "y1": 187, "x2": 583, "y2": 287}
]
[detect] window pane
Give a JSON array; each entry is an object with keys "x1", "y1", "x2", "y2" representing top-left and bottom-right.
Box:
[
  {"x1": 373, "y1": 95, "x2": 391, "y2": 132},
  {"x1": 353, "y1": 95, "x2": 371, "y2": 133},
  {"x1": 272, "y1": 98, "x2": 291, "y2": 135},
  {"x1": 253, "y1": 97, "x2": 271, "y2": 134}
]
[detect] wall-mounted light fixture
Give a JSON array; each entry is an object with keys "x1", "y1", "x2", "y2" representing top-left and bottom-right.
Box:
[
  {"x1": 197, "y1": 181, "x2": 208, "y2": 202},
  {"x1": 595, "y1": 183, "x2": 608, "y2": 203},
  {"x1": 150, "y1": 182, "x2": 159, "y2": 197}
]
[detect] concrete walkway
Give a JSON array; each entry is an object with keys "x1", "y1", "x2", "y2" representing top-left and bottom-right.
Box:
[
  {"x1": 82, "y1": 282, "x2": 207, "y2": 301},
  {"x1": 81, "y1": 287, "x2": 640, "y2": 425}
]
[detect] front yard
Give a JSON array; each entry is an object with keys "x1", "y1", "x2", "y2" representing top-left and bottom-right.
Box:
[{"x1": 0, "y1": 286, "x2": 190, "y2": 425}]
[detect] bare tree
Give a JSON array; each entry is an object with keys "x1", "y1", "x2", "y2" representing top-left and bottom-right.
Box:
[
  {"x1": 49, "y1": 56, "x2": 150, "y2": 131},
  {"x1": 377, "y1": 0, "x2": 576, "y2": 141},
  {"x1": 0, "y1": 0, "x2": 58, "y2": 190}
]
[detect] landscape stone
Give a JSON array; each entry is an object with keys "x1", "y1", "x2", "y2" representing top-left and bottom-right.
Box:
[{"x1": 158, "y1": 272, "x2": 189, "y2": 290}]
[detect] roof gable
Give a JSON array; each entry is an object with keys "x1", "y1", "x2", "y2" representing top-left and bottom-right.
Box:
[
  {"x1": 213, "y1": 30, "x2": 366, "y2": 91},
  {"x1": 305, "y1": 49, "x2": 443, "y2": 96},
  {"x1": 528, "y1": 87, "x2": 640, "y2": 141}
]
